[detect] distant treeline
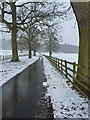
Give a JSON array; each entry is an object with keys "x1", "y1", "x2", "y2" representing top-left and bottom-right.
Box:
[
  {"x1": 58, "y1": 44, "x2": 79, "y2": 53},
  {"x1": 1, "y1": 41, "x2": 79, "y2": 54},
  {"x1": 39, "y1": 44, "x2": 79, "y2": 54}
]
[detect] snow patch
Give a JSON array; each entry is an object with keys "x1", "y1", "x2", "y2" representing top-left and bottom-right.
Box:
[
  {"x1": 43, "y1": 57, "x2": 88, "y2": 118},
  {"x1": 0, "y1": 56, "x2": 39, "y2": 86}
]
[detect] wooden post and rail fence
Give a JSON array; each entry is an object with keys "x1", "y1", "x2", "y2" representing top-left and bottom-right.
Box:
[
  {"x1": 0, "y1": 54, "x2": 28, "y2": 60},
  {"x1": 44, "y1": 55, "x2": 90, "y2": 98}
]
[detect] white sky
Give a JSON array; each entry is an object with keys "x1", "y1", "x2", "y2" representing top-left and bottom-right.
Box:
[
  {"x1": 56, "y1": 3, "x2": 79, "y2": 46},
  {"x1": 61, "y1": 19, "x2": 79, "y2": 46}
]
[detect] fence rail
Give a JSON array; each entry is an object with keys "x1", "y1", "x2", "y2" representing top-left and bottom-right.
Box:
[
  {"x1": 0, "y1": 54, "x2": 28, "y2": 60},
  {"x1": 44, "y1": 55, "x2": 90, "y2": 98}
]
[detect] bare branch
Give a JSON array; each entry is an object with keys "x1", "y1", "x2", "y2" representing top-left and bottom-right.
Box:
[
  {"x1": 4, "y1": 10, "x2": 12, "y2": 14},
  {"x1": 16, "y1": 2, "x2": 41, "y2": 7}
]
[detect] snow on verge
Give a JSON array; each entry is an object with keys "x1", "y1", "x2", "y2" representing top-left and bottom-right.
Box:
[
  {"x1": 43, "y1": 57, "x2": 88, "y2": 118},
  {"x1": 0, "y1": 56, "x2": 39, "y2": 86}
]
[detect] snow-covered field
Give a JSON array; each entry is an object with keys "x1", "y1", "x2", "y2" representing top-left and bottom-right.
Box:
[
  {"x1": 0, "y1": 50, "x2": 29, "y2": 55},
  {"x1": 43, "y1": 57, "x2": 88, "y2": 118},
  {"x1": 0, "y1": 50, "x2": 12, "y2": 55},
  {"x1": 52, "y1": 53, "x2": 78, "y2": 63},
  {"x1": 0, "y1": 50, "x2": 29, "y2": 60},
  {"x1": 0, "y1": 56, "x2": 39, "y2": 86},
  {"x1": 42, "y1": 52, "x2": 78, "y2": 63}
]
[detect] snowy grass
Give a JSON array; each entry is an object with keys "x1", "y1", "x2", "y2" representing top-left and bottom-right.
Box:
[
  {"x1": 43, "y1": 57, "x2": 88, "y2": 118},
  {"x1": 52, "y1": 52, "x2": 78, "y2": 63},
  {"x1": 0, "y1": 56, "x2": 39, "y2": 86}
]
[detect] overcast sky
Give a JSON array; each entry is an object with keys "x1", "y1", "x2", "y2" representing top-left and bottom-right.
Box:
[
  {"x1": 61, "y1": 18, "x2": 79, "y2": 46},
  {"x1": 56, "y1": 3, "x2": 79, "y2": 46}
]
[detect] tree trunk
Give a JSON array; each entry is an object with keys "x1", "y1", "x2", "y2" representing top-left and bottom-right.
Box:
[
  {"x1": 29, "y1": 48, "x2": 32, "y2": 58},
  {"x1": 33, "y1": 50, "x2": 36, "y2": 56},
  {"x1": 49, "y1": 37, "x2": 52, "y2": 57},
  {"x1": 28, "y1": 34, "x2": 32, "y2": 58},
  {"x1": 88, "y1": 2, "x2": 90, "y2": 88},
  {"x1": 28, "y1": 41, "x2": 32, "y2": 58},
  {"x1": 49, "y1": 49, "x2": 52, "y2": 57},
  {"x1": 71, "y1": 2, "x2": 90, "y2": 94},
  {"x1": 10, "y1": 2, "x2": 19, "y2": 62},
  {"x1": 11, "y1": 29, "x2": 19, "y2": 62}
]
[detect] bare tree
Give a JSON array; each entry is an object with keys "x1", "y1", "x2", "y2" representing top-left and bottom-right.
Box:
[
  {"x1": 42, "y1": 26, "x2": 59, "y2": 56},
  {"x1": 1, "y1": 2, "x2": 19, "y2": 61},
  {"x1": 0, "y1": 1, "x2": 71, "y2": 61},
  {"x1": 0, "y1": 2, "x2": 40, "y2": 61},
  {"x1": 18, "y1": 35, "x2": 28, "y2": 52}
]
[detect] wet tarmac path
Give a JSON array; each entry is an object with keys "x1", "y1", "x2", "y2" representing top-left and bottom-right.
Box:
[{"x1": 2, "y1": 58, "x2": 47, "y2": 118}]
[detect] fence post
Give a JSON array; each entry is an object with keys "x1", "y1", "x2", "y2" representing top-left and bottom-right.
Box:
[
  {"x1": 52, "y1": 57, "x2": 53, "y2": 64},
  {"x1": 53, "y1": 58, "x2": 55, "y2": 67},
  {"x1": 65, "y1": 60, "x2": 68, "y2": 78},
  {"x1": 56, "y1": 58, "x2": 57, "y2": 68},
  {"x1": 57, "y1": 58, "x2": 58, "y2": 68},
  {"x1": 73, "y1": 62, "x2": 76, "y2": 85},
  {"x1": 61, "y1": 59, "x2": 62, "y2": 73},
  {"x1": 50, "y1": 56, "x2": 51, "y2": 62},
  {"x1": 3, "y1": 55, "x2": 4, "y2": 60},
  {"x1": 51, "y1": 57, "x2": 53, "y2": 64},
  {"x1": 58, "y1": 59, "x2": 60, "y2": 71}
]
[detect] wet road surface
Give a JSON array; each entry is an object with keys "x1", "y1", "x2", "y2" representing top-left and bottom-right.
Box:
[{"x1": 2, "y1": 58, "x2": 47, "y2": 118}]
